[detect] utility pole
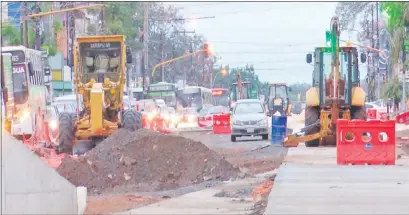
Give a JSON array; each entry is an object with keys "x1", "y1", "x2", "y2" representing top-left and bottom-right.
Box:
[
  {"x1": 33, "y1": 3, "x2": 42, "y2": 50},
  {"x1": 370, "y1": 4, "x2": 375, "y2": 101},
  {"x1": 23, "y1": 2, "x2": 29, "y2": 47},
  {"x1": 174, "y1": 30, "x2": 195, "y2": 86},
  {"x1": 142, "y1": 3, "x2": 149, "y2": 91},
  {"x1": 100, "y1": 2, "x2": 104, "y2": 34},
  {"x1": 20, "y1": 3, "x2": 25, "y2": 45},
  {"x1": 376, "y1": 1, "x2": 381, "y2": 100},
  {"x1": 160, "y1": 32, "x2": 165, "y2": 82}
]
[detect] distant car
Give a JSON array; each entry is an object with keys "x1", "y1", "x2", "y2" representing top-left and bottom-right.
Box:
[
  {"x1": 198, "y1": 106, "x2": 229, "y2": 128},
  {"x1": 231, "y1": 99, "x2": 269, "y2": 142},
  {"x1": 291, "y1": 101, "x2": 305, "y2": 114},
  {"x1": 181, "y1": 107, "x2": 199, "y2": 123}
]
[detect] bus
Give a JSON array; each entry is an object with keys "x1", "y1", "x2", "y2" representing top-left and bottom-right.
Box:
[
  {"x1": 180, "y1": 86, "x2": 212, "y2": 111},
  {"x1": 2, "y1": 46, "x2": 50, "y2": 137},
  {"x1": 1, "y1": 53, "x2": 14, "y2": 131},
  {"x1": 211, "y1": 88, "x2": 229, "y2": 107},
  {"x1": 147, "y1": 82, "x2": 178, "y2": 108}
]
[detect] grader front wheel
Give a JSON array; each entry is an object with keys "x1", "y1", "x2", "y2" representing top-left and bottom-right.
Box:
[
  {"x1": 58, "y1": 112, "x2": 75, "y2": 154},
  {"x1": 122, "y1": 109, "x2": 142, "y2": 132}
]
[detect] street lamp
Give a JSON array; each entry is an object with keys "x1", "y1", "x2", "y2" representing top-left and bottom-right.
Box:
[{"x1": 212, "y1": 68, "x2": 228, "y2": 88}]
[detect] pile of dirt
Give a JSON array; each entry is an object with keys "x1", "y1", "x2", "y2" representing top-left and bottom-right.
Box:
[{"x1": 57, "y1": 129, "x2": 239, "y2": 193}]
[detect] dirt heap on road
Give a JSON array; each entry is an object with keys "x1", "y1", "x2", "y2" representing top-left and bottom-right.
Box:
[{"x1": 57, "y1": 129, "x2": 239, "y2": 193}]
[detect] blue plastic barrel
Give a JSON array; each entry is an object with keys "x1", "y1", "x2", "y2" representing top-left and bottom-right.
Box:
[{"x1": 271, "y1": 115, "x2": 287, "y2": 145}]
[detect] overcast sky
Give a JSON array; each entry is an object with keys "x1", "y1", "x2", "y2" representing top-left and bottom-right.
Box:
[{"x1": 166, "y1": 2, "x2": 366, "y2": 84}]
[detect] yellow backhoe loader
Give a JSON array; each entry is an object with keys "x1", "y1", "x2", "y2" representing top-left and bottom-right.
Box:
[
  {"x1": 284, "y1": 17, "x2": 367, "y2": 147},
  {"x1": 58, "y1": 35, "x2": 141, "y2": 153},
  {"x1": 266, "y1": 83, "x2": 292, "y2": 116}
]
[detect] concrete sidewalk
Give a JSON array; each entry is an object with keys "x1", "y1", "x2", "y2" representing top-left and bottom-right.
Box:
[
  {"x1": 263, "y1": 142, "x2": 409, "y2": 214},
  {"x1": 115, "y1": 172, "x2": 275, "y2": 215}
]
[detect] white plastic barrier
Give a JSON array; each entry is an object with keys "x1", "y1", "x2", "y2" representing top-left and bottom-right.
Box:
[{"x1": 1, "y1": 131, "x2": 82, "y2": 214}]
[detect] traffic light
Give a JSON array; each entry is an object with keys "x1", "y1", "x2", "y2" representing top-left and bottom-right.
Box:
[
  {"x1": 204, "y1": 43, "x2": 213, "y2": 57},
  {"x1": 325, "y1": 30, "x2": 331, "y2": 47}
]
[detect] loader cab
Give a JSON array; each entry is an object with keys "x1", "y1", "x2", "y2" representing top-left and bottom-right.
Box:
[
  {"x1": 267, "y1": 83, "x2": 291, "y2": 115},
  {"x1": 306, "y1": 47, "x2": 364, "y2": 107}
]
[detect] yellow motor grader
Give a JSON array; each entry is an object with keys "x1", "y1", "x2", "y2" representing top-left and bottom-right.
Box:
[
  {"x1": 58, "y1": 35, "x2": 141, "y2": 153},
  {"x1": 284, "y1": 17, "x2": 367, "y2": 147}
]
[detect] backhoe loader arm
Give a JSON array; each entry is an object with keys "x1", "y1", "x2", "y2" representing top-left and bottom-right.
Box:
[{"x1": 283, "y1": 120, "x2": 323, "y2": 147}]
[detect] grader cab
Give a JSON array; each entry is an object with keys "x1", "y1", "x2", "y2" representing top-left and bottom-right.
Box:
[
  {"x1": 284, "y1": 17, "x2": 367, "y2": 147},
  {"x1": 58, "y1": 35, "x2": 142, "y2": 153}
]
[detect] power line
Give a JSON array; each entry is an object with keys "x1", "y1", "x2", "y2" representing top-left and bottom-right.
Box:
[
  {"x1": 208, "y1": 40, "x2": 323, "y2": 47},
  {"x1": 215, "y1": 51, "x2": 308, "y2": 55},
  {"x1": 176, "y1": 2, "x2": 232, "y2": 8}
]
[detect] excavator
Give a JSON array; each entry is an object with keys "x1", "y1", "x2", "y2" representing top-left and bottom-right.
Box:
[
  {"x1": 230, "y1": 73, "x2": 259, "y2": 109},
  {"x1": 267, "y1": 83, "x2": 292, "y2": 116},
  {"x1": 230, "y1": 73, "x2": 250, "y2": 109},
  {"x1": 284, "y1": 17, "x2": 367, "y2": 147},
  {"x1": 57, "y1": 35, "x2": 142, "y2": 154}
]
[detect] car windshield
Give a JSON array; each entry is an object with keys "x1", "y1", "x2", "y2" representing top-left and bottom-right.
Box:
[
  {"x1": 209, "y1": 106, "x2": 225, "y2": 114},
  {"x1": 234, "y1": 102, "x2": 264, "y2": 114},
  {"x1": 199, "y1": 107, "x2": 210, "y2": 117},
  {"x1": 54, "y1": 103, "x2": 75, "y2": 113}
]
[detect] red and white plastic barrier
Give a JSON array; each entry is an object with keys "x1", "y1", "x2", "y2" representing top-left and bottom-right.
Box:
[{"x1": 337, "y1": 119, "x2": 395, "y2": 165}]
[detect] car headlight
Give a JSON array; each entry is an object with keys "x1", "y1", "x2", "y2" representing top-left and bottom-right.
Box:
[
  {"x1": 23, "y1": 110, "x2": 30, "y2": 118},
  {"x1": 49, "y1": 120, "x2": 58, "y2": 130},
  {"x1": 258, "y1": 118, "x2": 268, "y2": 125},
  {"x1": 171, "y1": 115, "x2": 179, "y2": 122},
  {"x1": 188, "y1": 115, "x2": 195, "y2": 121}
]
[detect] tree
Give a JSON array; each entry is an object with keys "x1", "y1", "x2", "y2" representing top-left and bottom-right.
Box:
[
  {"x1": 102, "y1": 2, "x2": 144, "y2": 49},
  {"x1": 382, "y1": 2, "x2": 409, "y2": 73},
  {"x1": 1, "y1": 23, "x2": 21, "y2": 45},
  {"x1": 335, "y1": 2, "x2": 375, "y2": 46}
]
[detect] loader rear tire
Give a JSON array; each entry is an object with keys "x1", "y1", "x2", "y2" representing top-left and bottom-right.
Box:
[
  {"x1": 351, "y1": 107, "x2": 367, "y2": 120},
  {"x1": 122, "y1": 109, "x2": 142, "y2": 132},
  {"x1": 305, "y1": 107, "x2": 320, "y2": 147},
  {"x1": 58, "y1": 112, "x2": 74, "y2": 154}
]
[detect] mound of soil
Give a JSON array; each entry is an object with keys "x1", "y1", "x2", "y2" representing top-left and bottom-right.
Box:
[{"x1": 57, "y1": 129, "x2": 239, "y2": 193}]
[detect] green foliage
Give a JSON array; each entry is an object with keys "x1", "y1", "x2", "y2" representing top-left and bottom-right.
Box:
[
  {"x1": 1, "y1": 23, "x2": 21, "y2": 45},
  {"x1": 103, "y1": 2, "x2": 143, "y2": 48},
  {"x1": 382, "y1": 2, "x2": 406, "y2": 31},
  {"x1": 53, "y1": 20, "x2": 63, "y2": 32},
  {"x1": 382, "y1": 76, "x2": 407, "y2": 102}
]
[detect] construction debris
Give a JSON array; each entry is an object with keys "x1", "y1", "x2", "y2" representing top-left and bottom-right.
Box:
[{"x1": 57, "y1": 129, "x2": 239, "y2": 193}]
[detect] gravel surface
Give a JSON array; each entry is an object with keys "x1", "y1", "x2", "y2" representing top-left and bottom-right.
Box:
[{"x1": 57, "y1": 129, "x2": 239, "y2": 194}]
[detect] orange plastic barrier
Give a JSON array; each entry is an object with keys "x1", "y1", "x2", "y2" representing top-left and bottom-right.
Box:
[
  {"x1": 395, "y1": 111, "x2": 409, "y2": 124},
  {"x1": 213, "y1": 114, "x2": 231, "y2": 134},
  {"x1": 337, "y1": 119, "x2": 395, "y2": 165}
]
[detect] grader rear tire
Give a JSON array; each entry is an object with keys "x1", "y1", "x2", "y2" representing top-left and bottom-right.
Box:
[
  {"x1": 122, "y1": 109, "x2": 142, "y2": 132},
  {"x1": 58, "y1": 112, "x2": 74, "y2": 154},
  {"x1": 305, "y1": 107, "x2": 320, "y2": 147}
]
